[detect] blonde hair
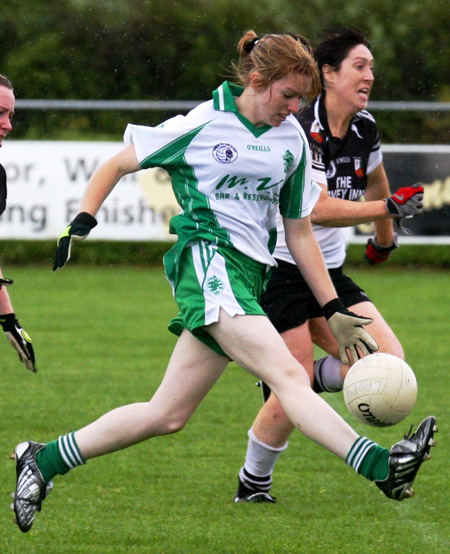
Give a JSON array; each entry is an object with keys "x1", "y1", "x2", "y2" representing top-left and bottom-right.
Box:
[{"x1": 231, "y1": 30, "x2": 321, "y2": 103}]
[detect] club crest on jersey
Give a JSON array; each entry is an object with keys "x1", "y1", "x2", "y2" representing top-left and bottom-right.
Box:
[
  {"x1": 311, "y1": 132, "x2": 324, "y2": 143},
  {"x1": 212, "y1": 143, "x2": 238, "y2": 164},
  {"x1": 354, "y1": 157, "x2": 365, "y2": 177},
  {"x1": 310, "y1": 120, "x2": 324, "y2": 143},
  {"x1": 283, "y1": 150, "x2": 294, "y2": 173}
]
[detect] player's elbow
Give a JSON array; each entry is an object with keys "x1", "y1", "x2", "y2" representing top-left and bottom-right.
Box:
[
  {"x1": 163, "y1": 418, "x2": 188, "y2": 435},
  {"x1": 310, "y1": 210, "x2": 333, "y2": 226}
]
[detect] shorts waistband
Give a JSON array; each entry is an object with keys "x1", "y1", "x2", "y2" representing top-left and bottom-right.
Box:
[
  {"x1": 213, "y1": 244, "x2": 269, "y2": 274},
  {"x1": 275, "y1": 258, "x2": 344, "y2": 276}
]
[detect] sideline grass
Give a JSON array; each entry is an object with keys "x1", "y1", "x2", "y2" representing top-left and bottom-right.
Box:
[{"x1": 1, "y1": 265, "x2": 448, "y2": 554}]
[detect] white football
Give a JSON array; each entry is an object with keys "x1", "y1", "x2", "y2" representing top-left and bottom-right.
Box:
[{"x1": 343, "y1": 353, "x2": 418, "y2": 427}]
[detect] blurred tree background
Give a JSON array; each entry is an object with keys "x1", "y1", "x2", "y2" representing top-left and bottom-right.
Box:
[{"x1": 1, "y1": 0, "x2": 449, "y2": 142}]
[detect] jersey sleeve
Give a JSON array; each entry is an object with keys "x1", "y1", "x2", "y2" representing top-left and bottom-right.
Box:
[
  {"x1": 367, "y1": 137, "x2": 383, "y2": 174},
  {"x1": 279, "y1": 137, "x2": 319, "y2": 219},
  {"x1": 124, "y1": 102, "x2": 213, "y2": 171},
  {"x1": 124, "y1": 116, "x2": 202, "y2": 171},
  {"x1": 311, "y1": 166, "x2": 327, "y2": 187}
]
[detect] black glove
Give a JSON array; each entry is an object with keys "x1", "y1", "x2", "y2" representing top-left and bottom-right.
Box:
[
  {"x1": 0, "y1": 313, "x2": 37, "y2": 372},
  {"x1": 364, "y1": 234, "x2": 399, "y2": 265},
  {"x1": 53, "y1": 212, "x2": 98, "y2": 271},
  {"x1": 323, "y1": 299, "x2": 379, "y2": 365},
  {"x1": 0, "y1": 277, "x2": 14, "y2": 287}
]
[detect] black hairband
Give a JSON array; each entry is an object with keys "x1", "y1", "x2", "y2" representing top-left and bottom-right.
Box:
[{"x1": 244, "y1": 36, "x2": 261, "y2": 54}]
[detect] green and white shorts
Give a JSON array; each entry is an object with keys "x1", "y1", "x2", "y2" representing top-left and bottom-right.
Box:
[{"x1": 166, "y1": 241, "x2": 271, "y2": 357}]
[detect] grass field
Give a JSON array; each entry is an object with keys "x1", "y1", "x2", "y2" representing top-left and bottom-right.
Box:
[{"x1": 0, "y1": 264, "x2": 448, "y2": 554}]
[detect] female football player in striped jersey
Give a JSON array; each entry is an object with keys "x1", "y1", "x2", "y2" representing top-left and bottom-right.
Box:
[{"x1": 12, "y1": 30, "x2": 435, "y2": 533}]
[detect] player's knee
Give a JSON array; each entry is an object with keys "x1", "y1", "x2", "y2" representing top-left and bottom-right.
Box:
[
  {"x1": 391, "y1": 343, "x2": 405, "y2": 360},
  {"x1": 283, "y1": 362, "x2": 311, "y2": 387},
  {"x1": 268, "y1": 362, "x2": 311, "y2": 397},
  {"x1": 380, "y1": 340, "x2": 405, "y2": 360}
]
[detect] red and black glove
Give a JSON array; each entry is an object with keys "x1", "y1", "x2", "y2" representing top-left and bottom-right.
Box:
[
  {"x1": 385, "y1": 184, "x2": 424, "y2": 218},
  {"x1": 364, "y1": 234, "x2": 399, "y2": 265},
  {"x1": 385, "y1": 183, "x2": 424, "y2": 233}
]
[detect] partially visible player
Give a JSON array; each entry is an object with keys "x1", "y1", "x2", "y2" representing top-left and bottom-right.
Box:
[
  {"x1": 0, "y1": 74, "x2": 37, "y2": 372},
  {"x1": 11, "y1": 31, "x2": 436, "y2": 534},
  {"x1": 234, "y1": 28, "x2": 425, "y2": 503}
]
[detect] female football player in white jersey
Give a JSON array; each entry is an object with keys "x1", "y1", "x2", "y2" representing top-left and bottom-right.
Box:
[
  {"x1": 234, "y1": 28, "x2": 427, "y2": 503},
  {"x1": 0, "y1": 74, "x2": 37, "y2": 372},
  {"x1": 12, "y1": 30, "x2": 435, "y2": 533}
]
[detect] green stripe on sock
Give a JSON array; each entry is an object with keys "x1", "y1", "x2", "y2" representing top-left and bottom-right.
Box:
[{"x1": 35, "y1": 433, "x2": 86, "y2": 484}]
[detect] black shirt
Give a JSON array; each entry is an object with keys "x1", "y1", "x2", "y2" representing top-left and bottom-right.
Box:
[
  {"x1": 295, "y1": 94, "x2": 382, "y2": 201},
  {"x1": 0, "y1": 163, "x2": 7, "y2": 215}
]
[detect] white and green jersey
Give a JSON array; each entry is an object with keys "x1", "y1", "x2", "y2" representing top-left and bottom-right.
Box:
[{"x1": 124, "y1": 81, "x2": 317, "y2": 268}]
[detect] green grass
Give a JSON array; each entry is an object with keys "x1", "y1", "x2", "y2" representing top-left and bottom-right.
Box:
[{"x1": 0, "y1": 265, "x2": 448, "y2": 553}]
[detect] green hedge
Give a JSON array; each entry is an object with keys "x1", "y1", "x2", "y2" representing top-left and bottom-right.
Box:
[
  {"x1": 1, "y1": 240, "x2": 449, "y2": 268},
  {"x1": 345, "y1": 242, "x2": 450, "y2": 268},
  {"x1": 0, "y1": 240, "x2": 169, "y2": 267}
]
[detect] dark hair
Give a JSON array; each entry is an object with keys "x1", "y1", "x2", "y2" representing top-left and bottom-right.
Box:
[
  {"x1": 231, "y1": 29, "x2": 321, "y2": 103},
  {"x1": 0, "y1": 74, "x2": 13, "y2": 91},
  {"x1": 315, "y1": 27, "x2": 370, "y2": 83}
]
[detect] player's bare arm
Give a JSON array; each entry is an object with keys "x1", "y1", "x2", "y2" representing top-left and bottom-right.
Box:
[
  {"x1": 311, "y1": 165, "x2": 423, "y2": 229},
  {"x1": 365, "y1": 163, "x2": 396, "y2": 245},
  {"x1": 0, "y1": 268, "x2": 14, "y2": 314},
  {"x1": 53, "y1": 145, "x2": 142, "y2": 271},
  {"x1": 283, "y1": 216, "x2": 378, "y2": 364},
  {"x1": 283, "y1": 216, "x2": 336, "y2": 306},
  {"x1": 80, "y1": 144, "x2": 141, "y2": 216},
  {"x1": 311, "y1": 185, "x2": 388, "y2": 226}
]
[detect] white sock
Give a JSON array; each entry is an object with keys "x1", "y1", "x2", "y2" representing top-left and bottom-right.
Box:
[
  {"x1": 314, "y1": 355, "x2": 343, "y2": 392},
  {"x1": 240, "y1": 428, "x2": 288, "y2": 485}
]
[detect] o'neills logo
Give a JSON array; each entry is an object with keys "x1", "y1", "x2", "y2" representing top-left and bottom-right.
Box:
[
  {"x1": 357, "y1": 402, "x2": 391, "y2": 427},
  {"x1": 212, "y1": 143, "x2": 238, "y2": 164}
]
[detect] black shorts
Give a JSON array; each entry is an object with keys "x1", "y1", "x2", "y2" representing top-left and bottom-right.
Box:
[{"x1": 261, "y1": 259, "x2": 371, "y2": 334}]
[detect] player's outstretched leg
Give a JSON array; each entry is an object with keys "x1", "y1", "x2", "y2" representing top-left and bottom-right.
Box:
[
  {"x1": 11, "y1": 442, "x2": 53, "y2": 533},
  {"x1": 375, "y1": 416, "x2": 438, "y2": 501}
]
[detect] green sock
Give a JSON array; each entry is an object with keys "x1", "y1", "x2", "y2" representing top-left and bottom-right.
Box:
[
  {"x1": 36, "y1": 432, "x2": 86, "y2": 484},
  {"x1": 346, "y1": 436, "x2": 389, "y2": 481}
]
